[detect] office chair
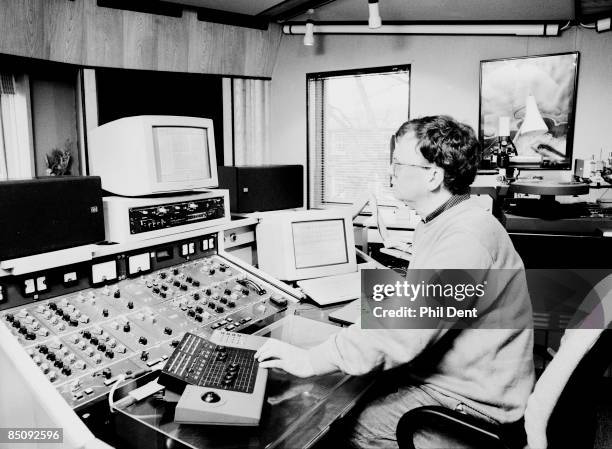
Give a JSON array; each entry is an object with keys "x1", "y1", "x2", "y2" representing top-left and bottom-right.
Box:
[{"x1": 397, "y1": 274, "x2": 612, "y2": 449}]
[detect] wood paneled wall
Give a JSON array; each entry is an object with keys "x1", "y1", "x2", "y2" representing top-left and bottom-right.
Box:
[{"x1": 0, "y1": 0, "x2": 282, "y2": 77}]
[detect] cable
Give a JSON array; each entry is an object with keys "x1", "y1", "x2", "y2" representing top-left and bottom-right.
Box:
[
  {"x1": 560, "y1": 20, "x2": 573, "y2": 31},
  {"x1": 578, "y1": 22, "x2": 596, "y2": 29},
  {"x1": 237, "y1": 278, "x2": 266, "y2": 295},
  {"x1": 107, "y1": 368, "x2": 154, "y2": 414},
  {"x1": 108, "y1": 374, "x2": 127, "y2": 414}
]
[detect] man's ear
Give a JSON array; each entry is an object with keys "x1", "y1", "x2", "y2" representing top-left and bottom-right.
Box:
[{"x1": 426, "y1": 167, "x2": 444, "y2": 192}]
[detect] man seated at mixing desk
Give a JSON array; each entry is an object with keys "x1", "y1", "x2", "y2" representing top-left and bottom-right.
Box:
[{"x1": 255, "y1": 115, "x2": 535, "y2": 449}]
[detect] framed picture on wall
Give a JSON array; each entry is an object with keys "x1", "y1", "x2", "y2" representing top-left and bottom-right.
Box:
[{"x1": 479, "y1": 52, "x2": 579, "y2": 170}]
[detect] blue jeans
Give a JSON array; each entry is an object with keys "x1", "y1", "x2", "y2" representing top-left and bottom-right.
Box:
[{"x1": 347, "y1": 383, "x2": 498, "y2": 449}]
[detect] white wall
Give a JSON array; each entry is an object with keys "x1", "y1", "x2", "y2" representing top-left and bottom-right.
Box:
[{"x1": 269, "y1": 28, "x2": 612, "y2": 199}]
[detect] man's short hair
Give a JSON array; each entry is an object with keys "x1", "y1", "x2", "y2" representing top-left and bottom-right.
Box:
[{"x1": 394, "y1": 115, "x2": 481, "y2": 195}]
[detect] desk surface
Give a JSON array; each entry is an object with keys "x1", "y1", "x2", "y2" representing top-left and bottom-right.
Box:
[{"x1": 113, "y1": 315, "x2": 374, "y2": 449}]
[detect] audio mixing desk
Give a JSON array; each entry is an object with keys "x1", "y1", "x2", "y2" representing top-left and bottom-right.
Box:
[
  {"x1": 0, "y1": 231, "x2": 290, "y2": 411},
  {"x1": 110, "y1": 315, "x2": 376, "y2": 449}
]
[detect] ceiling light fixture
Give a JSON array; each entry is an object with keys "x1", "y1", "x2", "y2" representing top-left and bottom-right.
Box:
[
  {"x1": 368, "y1": 0, "x2": 382, "y2": 29},
  {"x1": 284, "y1": 23, "x2": 561, "y2": 37}
]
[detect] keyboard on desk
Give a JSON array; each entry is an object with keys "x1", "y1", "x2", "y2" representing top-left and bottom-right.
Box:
[
  {"x1": 158, "y1": 331, "x2": 268, "y2": 426},
  {"x1": 297, "y1": 271, "x2": 361, "y2": 306}
]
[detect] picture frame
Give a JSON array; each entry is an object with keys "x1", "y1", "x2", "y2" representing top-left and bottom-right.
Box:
[{"x1": 479, "y1": 52, "x2": 579, "y2": 170}]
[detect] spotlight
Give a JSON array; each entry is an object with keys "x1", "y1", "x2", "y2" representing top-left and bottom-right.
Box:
[
  {"x1": 596, "y1": 17, "x2": 611, "y2": 33},
  {"x1": 368, "y1": 0, "x2": 382, "y2": 29},
  {"x1": 304, "y1": 19, "x2": 315, "y2": 46}
]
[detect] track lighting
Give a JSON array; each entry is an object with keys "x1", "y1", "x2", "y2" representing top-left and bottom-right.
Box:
[
  {"x1": 368, "y1": 0, "x2": 382, "y2": 29},
  {"x1": 596, "y1": 17, "x2": 611, "y2": 33},
  {"x1": 303, "y1": 19, "x2": 315, "y2": 46},
  {"x1": 284, "y1": 23, "x2": 561, "y2": 37}
]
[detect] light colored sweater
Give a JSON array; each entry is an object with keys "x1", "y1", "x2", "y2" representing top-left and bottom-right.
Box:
[{"x1": 307, "y1": 198, "x2": 535, "y2": 423}]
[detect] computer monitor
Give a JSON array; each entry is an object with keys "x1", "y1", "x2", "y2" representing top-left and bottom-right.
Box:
[
  {"x1": 256, "y1": 210, "x2": 357, "y2": 281},
  {"x1": 89, "y1": 115, "x2": 218, "y2": 196}
]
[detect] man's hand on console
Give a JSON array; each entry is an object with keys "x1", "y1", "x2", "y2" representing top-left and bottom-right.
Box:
[{"x1": 254, "y1": 339, "x2": 316, "y2": 378}]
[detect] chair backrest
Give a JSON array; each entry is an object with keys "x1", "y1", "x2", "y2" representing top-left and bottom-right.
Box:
[{"x1": 524, "y1": 273, "x2": 612, "y2": 449}]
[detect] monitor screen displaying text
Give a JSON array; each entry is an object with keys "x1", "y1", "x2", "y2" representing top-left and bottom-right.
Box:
[
  {"x1": 292, "y1": 219, "x2": 349, "y2": 269},
  {"x1": 153, "y1": 126, "x2": 211, "y2": 183}
]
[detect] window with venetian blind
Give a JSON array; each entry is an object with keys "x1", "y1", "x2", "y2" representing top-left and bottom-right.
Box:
[{"x1": 307, "y1": 65, "x2": 410, "y2": 208}]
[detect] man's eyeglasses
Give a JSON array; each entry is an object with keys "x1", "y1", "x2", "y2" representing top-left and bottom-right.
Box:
[{"x1": 390, "y1": 161, "x2": 434, "y2": 177}]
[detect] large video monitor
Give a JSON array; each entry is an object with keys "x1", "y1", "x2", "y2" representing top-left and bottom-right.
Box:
[
  {"x1": 89, "y1": 115, "x2": 218, "y2": 196},
  {"x1": 256, "y1": 210, "x2": 357, "y2": 281}
]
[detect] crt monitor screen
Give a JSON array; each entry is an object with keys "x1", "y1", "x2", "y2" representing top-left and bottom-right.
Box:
[
  {"x1": 292, "y1": 219, "x2": 349, "y2": 269},
  {"x1": 256, "y1": 209, "x2": 357, "y2": 281},
  {"x1": 153, "y1": 126, "x2": 212, "y2": 183},
  {"x1": 88, "y1": 115, "x2": 218, "y2": 197}
]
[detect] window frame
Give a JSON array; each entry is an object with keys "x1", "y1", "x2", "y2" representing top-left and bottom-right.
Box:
[{"x1": 306, "y1": 64, "x2": 411, "y2": 210}]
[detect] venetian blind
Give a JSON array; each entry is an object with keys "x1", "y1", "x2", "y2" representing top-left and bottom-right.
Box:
[{"x1": 307, "y1": 66, "x2": 410, "y2": 208}]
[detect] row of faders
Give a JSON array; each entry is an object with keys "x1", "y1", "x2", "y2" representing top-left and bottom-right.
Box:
[{"x1": 1, "y1": 255, "x2": 288, "y2": 408}]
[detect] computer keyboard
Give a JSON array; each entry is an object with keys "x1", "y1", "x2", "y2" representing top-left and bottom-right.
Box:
[{"x1": 297, "y1": 271, "x2": 362, "y2": 306}]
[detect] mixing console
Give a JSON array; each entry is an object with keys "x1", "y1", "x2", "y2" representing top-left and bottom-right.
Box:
[{"x1": 1, "y1": 253, "x2": 289, "y2": 409}]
